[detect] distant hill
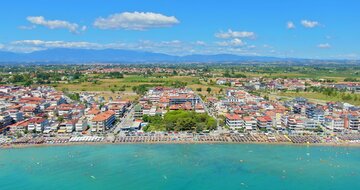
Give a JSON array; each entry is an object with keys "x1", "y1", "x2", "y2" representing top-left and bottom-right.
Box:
[{"x1": 0, "y1": 48, "x2": 344, "y2": 63}]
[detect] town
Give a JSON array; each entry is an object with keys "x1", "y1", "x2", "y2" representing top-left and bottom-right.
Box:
[{"x1": 1, "y1": 68, "x2": 360, "y2": 147}]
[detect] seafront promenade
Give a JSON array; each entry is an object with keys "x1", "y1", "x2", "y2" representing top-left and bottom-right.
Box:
[{"x1": 2, "y1": 133, "x2": 360, "y2": 148}]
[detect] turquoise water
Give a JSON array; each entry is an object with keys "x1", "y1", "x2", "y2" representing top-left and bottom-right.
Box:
[{"x1": 0, "y1": 144, "x2": 360, "y2": 190}]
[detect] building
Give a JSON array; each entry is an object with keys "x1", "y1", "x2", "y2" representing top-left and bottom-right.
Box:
[
  {"x1": 8, "y1": 120, "x2": 29, "y2": 134},
  {"x1": 65, "y1": 119, "x2": 77, "y2": 133},
  {"x1": 225, "y1": 114, "x2": 243, "y2": 130},
  {"x1": 108, "y1": 104, "x2": 126, "y2": 118},
  {"x1": 257, "y1": 116, "x2": 273, "y2": 130},
  {"x1": 286, "y1": 117, "x2": 304, "y2": 130},
  {"x1": 8, "y1": 110, "x2": 24, "y2": 122},
  {"x1": 0, "y1": 112, "x2": 13, "y2": 132},
  {"x1": 169, "y1": 94, "x2": 200, "y2": 106},
  {"x1": 134, "y1": 105, "x2": 143, "y2": 119},
  {"x1": 303, "y1": 119, "x2": 317, "y2": 130},
  {"x1": 75, "y1": 117, "x2": 88, "y2": 132},
  {"x1": 27, "y1": 117, "x2": 48, "y2": 132},
  {"x1": 345, "y1": 115, "x2": 360, "y2": 131},
  {"x1": 91, "y1": 111, "x2": 116, "y2": 132},
  {"x1": 243, "y1": 116, "x2": 257, "y2": 130},
  {"x1": 324, "y1": 116, "x2": 344, "y2": 132}
]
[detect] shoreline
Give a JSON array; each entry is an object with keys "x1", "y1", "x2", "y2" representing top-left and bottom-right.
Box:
[{"x1": 2, "y1": 141, "x2": 360, "y2": 149}]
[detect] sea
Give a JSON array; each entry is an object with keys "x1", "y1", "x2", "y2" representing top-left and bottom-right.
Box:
[{"x1": 0, "y1": 144, "x2": 359, "y2": 190}]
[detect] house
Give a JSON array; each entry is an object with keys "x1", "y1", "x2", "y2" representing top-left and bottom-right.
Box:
[{"x1": 216, "y1": 78, "x2": 228, "y2": 85}]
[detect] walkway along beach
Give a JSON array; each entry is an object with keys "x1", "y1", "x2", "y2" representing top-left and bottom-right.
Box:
[{"x1": 2, "y1": 133, "x2": 360, "y2": 149}]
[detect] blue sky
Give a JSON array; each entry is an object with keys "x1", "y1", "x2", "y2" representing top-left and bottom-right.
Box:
[{"x1": 0, "y1": 0, "x2": 359, "y2": 59}]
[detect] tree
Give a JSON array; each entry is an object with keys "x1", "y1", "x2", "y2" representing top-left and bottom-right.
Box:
[
  {"x1": 68, "y1": 93, "x2": 80, "y2": 101},
  {"x1": 196, "y1": 88, "x2": 202, "y2": 92},
  {"x1": 11, "y1": 74, "x2": 25, "y2": 83},
  {"x1": 24, "y1": 80, "x2": 33, "y2": 87},
  {"x1": 223, "y1": 69, "x2": 231, "y2": 77},
  {"x1": 119, "y1": 85, "x2": 126, "y2": 91},
  {"x1": 57, "y1": 116, "x2": 64, "y2": 123},
  {"x1": 263, "y1": 95, "x2": 269, "y2": 100},
  {"x1": 132, "y1": 85, "x2": 148, "y2": 95},
  {"x1": 145, "y1": 110, "x2": 216, "y2": 132},
  {"x1": 206, "y1": 87, "x2": 212, "y2": 94}
]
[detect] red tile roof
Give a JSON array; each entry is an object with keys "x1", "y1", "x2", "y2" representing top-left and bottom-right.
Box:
[
  {"x1": 92, "y1": 111, "x2": 115, "y2": 122},
  {"x1": 226, "y1": 114, "x2": 241, "y2": 120}
]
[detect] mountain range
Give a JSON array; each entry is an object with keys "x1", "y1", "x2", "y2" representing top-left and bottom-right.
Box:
[{"x1": 0, "y1": 48, "x2": 297, "y2": 63}]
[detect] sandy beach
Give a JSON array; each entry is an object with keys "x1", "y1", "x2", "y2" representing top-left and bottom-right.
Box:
[{"x1": 2, "y1": 140, "x2": 360, "y2": 150}]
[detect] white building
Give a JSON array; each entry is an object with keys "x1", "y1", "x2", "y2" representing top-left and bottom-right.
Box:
[{"x1": 225, "y1": 114, "x2": 243, "y2": 129}]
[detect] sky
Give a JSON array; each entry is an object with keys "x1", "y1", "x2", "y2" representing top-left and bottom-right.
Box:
[{"x1": 0, "y1": 0, "x2": 359, "y2": 59}]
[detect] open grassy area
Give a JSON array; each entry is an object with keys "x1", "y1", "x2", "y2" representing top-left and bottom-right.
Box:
[
  {"x1": 187, "y1": 84, "x2": 223, "y2": 96},
  {"x1": 52, "y1": 75, "x2": 200, "y2": 92},
  {"x1": 51, "y1": 74, "x2": 225, "y2": 100},
  {"x1": 274, "y1": 91, "x2": 360, "y2": 106}
]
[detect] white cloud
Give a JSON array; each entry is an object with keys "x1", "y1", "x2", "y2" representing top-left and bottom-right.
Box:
[
  {"x1": 215, "y1": 29, "x2": 255, "y2": 39},
  {"x1": 26, "y1": 16, "x2": 86, "y2": 33},
  {"x1": 217, "y1": 38, "x2": 246, "y2": 47},
  {"x1": 263, "y1": 44, "x2": 273, "y2": 48},
  {"x1": 93, "y1": 12, "x2": 179, "y2": 30},
  {"x1": 194, "y1": 41, "x2": 206, "y2": 46},
  {"x1": 0, "y1": 43, "x2": 4, "y2": 49},
  {"x1": 301, "y1": 20, "x2": 319, "y2": 28},
  {"x1": 317, "y1": 43, "x2": 331, "y2": 49},
  {"x1": 287, "y1": 21, "x2": 295, "y2": 29},
  {"x1": 11, "y1": 40, "x2": 101, "y2": 49},
  {"x1": 18, "y1": 25, "x2": 36, "y2": 30},
  {"x1": 159, "y1": 40, "x2": 182, "y2": 46}
]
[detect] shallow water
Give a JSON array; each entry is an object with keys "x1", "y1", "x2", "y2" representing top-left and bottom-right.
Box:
[{"x1": 0, "y1": 144, "x2": 359, "y2": 190}]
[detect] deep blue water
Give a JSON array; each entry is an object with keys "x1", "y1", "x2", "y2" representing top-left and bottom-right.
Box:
[{"x1": 0, "y1": 144, "x2": 360, "y2": 190}]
